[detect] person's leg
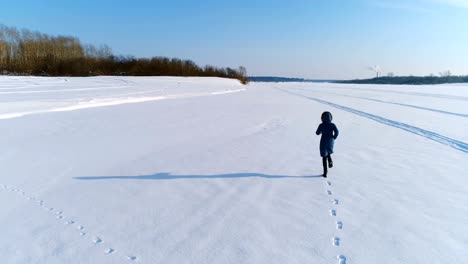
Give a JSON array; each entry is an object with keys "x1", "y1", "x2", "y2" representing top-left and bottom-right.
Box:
[
  {"x1": 322, "y1": 156, "x2": 328, "y2": 177},
  {"x1": 327, "y1": 154, "x2": 333, "y2": 168}
]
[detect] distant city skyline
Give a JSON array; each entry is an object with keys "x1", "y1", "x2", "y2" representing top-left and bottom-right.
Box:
[{"x1": 1, "y1": 0, "x2": 468, "y2": 79}]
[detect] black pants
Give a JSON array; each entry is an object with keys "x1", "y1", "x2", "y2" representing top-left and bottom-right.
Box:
[{"x1": 322, "y1": 154, "x2": 332, "y2": 174}]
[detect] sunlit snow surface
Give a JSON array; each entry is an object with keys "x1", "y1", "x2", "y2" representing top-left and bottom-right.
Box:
[{"x1": 0, "y1": 76, "x2": 467, "y2": 264}]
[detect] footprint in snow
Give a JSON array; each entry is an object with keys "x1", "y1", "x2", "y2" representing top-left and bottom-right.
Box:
[
  {"x1": 333, "y1": 237, "x2": 340, "y2": 246},
  {"x1": 327, "y1": 190, "x2": 332, "y2": 195},
  {"x1": 336, "y1": 221, "x2": 343, "y2": 230},
  {"x1": 332, "y1": 199, "x2": 339, "y2": 205},
  {"x1": 127, "y1": 256, "x2": 137, "y2": 261},
  {"x1": 80, "y1": 232, "x2": 86, "y2": 236},
  {"x1": 93, "y1": 237, "x2": 103, "y2": 244},
  {"x1": 77, "y1": 225, "x2": 84, "y2": 230},
  {"x1": 56, "y1": 215, "x2": 63, "y2": 219},
  {"x1": 330, "y1": 209, "x2": 336, "y2": 216},
  {"x1": 65, "y1": 220, "x2": 75, "y2": 225},
  {"x1": 326, "y1": 181, "x2": 332, "y2": 186},
  {"x1": 104, "y1": 248, "x2": 115, "y2": 254},
  {"x1": 337, "y1": 255, "x2": 347, "y2": 264}
]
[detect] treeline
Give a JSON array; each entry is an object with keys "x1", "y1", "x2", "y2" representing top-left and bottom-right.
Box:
[
  {"x1": 338, "y1": 75, "x2": 468, "y2": 85},
  {"x1": 0, "y1": 24, "x2": 248, "y2": 84}
]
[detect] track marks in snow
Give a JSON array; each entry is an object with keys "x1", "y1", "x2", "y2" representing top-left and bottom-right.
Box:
[
  {"x1": 347, "y1": 94, "x2": 468, "y2": 118},
  {"x1": 309, "y1": 85, "x2": 468, "y2": 101},
  {"x1": 0, "y1": 86, "x2": 246, "y2": 120},
  {"x1": 0, "y1": 96, "x2": 166, "y2": 120},
  {"x1": 354, "y1": 87, "x2": 468, "y2": 101},
  {"x1": 333, "y1": 237, "x2": 340, "y2": 246},
  {"x1": 127, "y1": 255, "x2": 137, "y2": 261},
  {"x1": 56, "y1": 211, "x2": 64, "y2": 219},
  {"x1": 336, "y1": 221, "x2": 343, "y2": 230},
  {"x1": 324, "y1": 180, "x2": 346, "y2": 263},
  {"x1": 0, "y1": 184, "x2": 138, "y2": 261},
  {"x1": 93, "y1": 237, "x2": 103, "y2": 244},
  {"x1": 288, "y1": 87, "x2": 468, "y2": 118},
  {"x1": 0, "y1": 86, "x2": 132, "y2": 95},
  {"x1": 280, "y1": 88, "x2": 468, "y2": 153},
  {"x1": 337, "y1": 255, "x2": 347, "y2": 264},
  {"x1": 211, "y1": 88, "x2": 246, "y2": 95}
]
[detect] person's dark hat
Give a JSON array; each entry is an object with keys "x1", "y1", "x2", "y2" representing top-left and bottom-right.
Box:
[{"x1": 321, "y1": 111, "x2": 333, "y2": 122}]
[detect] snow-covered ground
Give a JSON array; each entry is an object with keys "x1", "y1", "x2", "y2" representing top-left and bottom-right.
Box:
[{"x1": 0, "y1": 76, "x2": 467, "y2": 264}]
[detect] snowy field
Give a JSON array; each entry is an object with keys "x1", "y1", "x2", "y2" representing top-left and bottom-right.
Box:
[{"x1": 0, "y1": 76, "x2": 467, "y2": 264}]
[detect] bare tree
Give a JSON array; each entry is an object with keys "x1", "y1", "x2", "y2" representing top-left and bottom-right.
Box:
[
  {"x1": 439, "y1": 70, "x2": 451, "y2": 77},
  {"x1": 0, "y1": 24, "x2": 248, "y2": 83}
]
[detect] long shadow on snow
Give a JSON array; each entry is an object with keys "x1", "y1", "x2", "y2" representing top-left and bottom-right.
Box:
[
  {"x1": 74, "y1": 173, "x2": 323, "y2": 181},
  {"x1": 278, "y1": 88, "x2": 468, "y2": 154}
]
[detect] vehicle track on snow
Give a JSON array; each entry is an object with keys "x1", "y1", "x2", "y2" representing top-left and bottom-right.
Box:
[
  {"x1": 278, "y1": 88, "x2": 468, "y2": 153},
  {"x1": 313, "y1": 85, "x2": 468, "y2": 101},
  {"x1": 287, "y1": 87, "x2": 468, "y2": 118}
]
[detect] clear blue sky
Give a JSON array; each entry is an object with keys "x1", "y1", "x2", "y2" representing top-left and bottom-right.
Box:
[{"x1": 1, "y1": 0, "x2": 468, "y2": 79}]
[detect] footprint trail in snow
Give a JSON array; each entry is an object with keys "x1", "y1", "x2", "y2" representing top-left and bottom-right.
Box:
[
  {"x1": 325, "y1": 179, "x2": 346, "y2": 263},
  {"x1": 0, "y1": 183, "x2": 138, "y2": 261}
]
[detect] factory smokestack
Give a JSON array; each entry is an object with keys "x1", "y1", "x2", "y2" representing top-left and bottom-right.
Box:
[{"x1": 368, "y1": 65, "x2": 381, "y2": 78}]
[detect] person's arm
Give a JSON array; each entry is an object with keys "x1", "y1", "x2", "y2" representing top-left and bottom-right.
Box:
[
  {"x1": 316, "y1": 124, "x2": 322, "y2": 135},
  {"x1": 333, "y1": 124, "x2": 339, "y2": 139}
]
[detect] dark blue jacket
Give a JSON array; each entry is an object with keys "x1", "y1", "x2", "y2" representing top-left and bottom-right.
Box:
[{"x1": 316, "y1": 112, "x2": 339, "y2": 157}]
